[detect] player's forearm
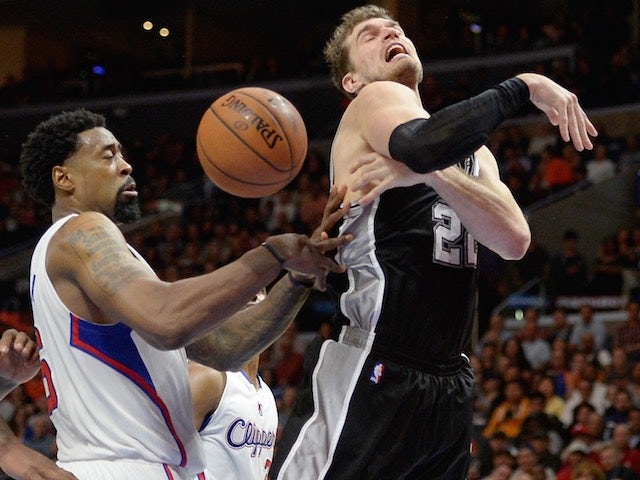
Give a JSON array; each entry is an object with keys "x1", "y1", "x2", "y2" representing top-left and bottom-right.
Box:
[
  {"x1": 389, "y1": 78, "x2": 529, "y2": 173},
  {"x1": 426, "y1": 152, "x2": 530, "y2": 259},
  {"x1": 0, "y1": 422, "x2": 77, "y2": 480},
  {"x1": 186, "y1": 274, "x2": 310, "y2": 371}
]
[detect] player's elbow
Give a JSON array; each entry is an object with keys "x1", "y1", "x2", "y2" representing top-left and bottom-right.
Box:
[
  {"x1": 143, "y1": 322, "x2": 191, "y2": 351},
  {"x1": 502, "y1": 226, "x2": 531, "y2": 260}
]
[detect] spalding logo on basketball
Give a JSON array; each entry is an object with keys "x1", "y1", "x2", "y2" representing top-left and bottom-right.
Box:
[{"x1": 196, "y1": 87, "x2": 308, "y2": 198}]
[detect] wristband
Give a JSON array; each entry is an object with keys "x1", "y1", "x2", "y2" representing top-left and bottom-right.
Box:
[
  {"x1": 261, "y1": 241, "x2": 285, "y2": 268},
  {"x1": 287, "y1": 271, "x2": 315, "y2": 288}
]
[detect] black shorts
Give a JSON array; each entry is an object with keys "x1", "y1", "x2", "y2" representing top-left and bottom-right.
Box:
[{"x1": 271, "y1": 326, "x2": 475, "y2": 480}]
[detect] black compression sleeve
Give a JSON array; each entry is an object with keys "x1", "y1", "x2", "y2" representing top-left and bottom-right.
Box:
[{"x1": 388, "y1": 77, "x2": 529, "y2": 173}]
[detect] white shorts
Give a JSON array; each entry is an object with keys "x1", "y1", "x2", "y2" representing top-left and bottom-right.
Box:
[{"x1": 58, "y1": 459, "x2": 212, "y2": 480}]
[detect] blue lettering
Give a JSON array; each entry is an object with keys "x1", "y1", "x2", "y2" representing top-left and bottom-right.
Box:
[{"x1": 226, "y1": 418, "x2": 275, "y2": 457}]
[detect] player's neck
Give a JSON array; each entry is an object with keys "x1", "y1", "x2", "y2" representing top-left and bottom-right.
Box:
[{"x1": 243, "y1": 357, "x2": 260, "y2": 389}]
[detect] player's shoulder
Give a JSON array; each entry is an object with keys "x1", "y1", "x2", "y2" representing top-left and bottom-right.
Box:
[
  {"x1": 55, "y1": 211, "x2": 116, "y2": 237},
  {"x1": 48, "y1": 212, "x2": 125, "y2": 268},
  {"x1": 188, "y1": 361, "x2": 226, "y2": 417}
]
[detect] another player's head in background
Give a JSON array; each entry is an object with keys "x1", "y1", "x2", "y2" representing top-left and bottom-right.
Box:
[{"x1": 323, "y1": 4, "x2": 422, "y2": 98}]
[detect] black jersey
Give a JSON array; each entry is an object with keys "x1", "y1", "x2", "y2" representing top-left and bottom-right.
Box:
[{"x1": 329, "y1": 157, "x2": 479, "y2": 367}]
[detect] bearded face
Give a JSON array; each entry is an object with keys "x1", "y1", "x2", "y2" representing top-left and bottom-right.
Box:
[{"x1": 114, "y1": 181, "x2": 141, "y2": 224}]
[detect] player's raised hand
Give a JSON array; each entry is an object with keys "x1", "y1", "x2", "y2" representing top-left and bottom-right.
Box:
[
  {"x1": 350, "y1": 152, "x2": 425, "y2": 206},
  {"x1": 516, "y1": 73, "x2": 598, "y2": 151}
]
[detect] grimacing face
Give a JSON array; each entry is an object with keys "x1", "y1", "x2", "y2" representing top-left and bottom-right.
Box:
[{"x1": 343, "y1": 16, "x2": 423, "y2": 94}]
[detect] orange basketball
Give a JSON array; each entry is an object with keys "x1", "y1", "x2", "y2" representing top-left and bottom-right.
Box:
[{"x1": 196, "y1": 87, "x2": 308, "y2": 198}]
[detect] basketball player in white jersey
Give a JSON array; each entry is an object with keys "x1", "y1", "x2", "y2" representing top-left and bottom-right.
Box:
[
  {"x1": 0, "y1": 328, "x2": 78, "y2": 479},
  {"x1": 189, "y1": 291, "x2": 278, "y2": 480},
  {"x1": 19, "y1": 109, "x2": 351, "y2": 479},
  {"x1": 189, "y1": 291, "x2": 281, "y2": 480}
]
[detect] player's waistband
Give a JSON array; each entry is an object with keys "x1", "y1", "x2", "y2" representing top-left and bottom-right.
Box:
[{"x1": 338, "y1": 325, "x2": 467, "y2": 375}]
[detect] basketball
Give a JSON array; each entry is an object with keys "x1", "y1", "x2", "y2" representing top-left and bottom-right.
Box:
[{"x1": 196, "y1": 87, "x2": 308, "y2": 198}]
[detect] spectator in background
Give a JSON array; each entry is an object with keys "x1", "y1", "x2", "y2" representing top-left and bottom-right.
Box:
[
  {"x1": 550, "y1": 230, "x2": 589, "y2": 298},
  {"x1": 629, "y1": 363, "x2": 640, "y2": 407},
  {"x1": 483, "y1": 379, "x2": 531, "y2": 440},
  {"x1": 613, "y1": 300, "x2": 640, "y2": 362},
  {"x1": 611, "y1": 423, "x2": 640, "y2": 475},
  {"x1": 570, "y1": 459, "x2": 606, "y2": 480},
  {"x1": 586, "y1": 143, "x2": 617, "y2": 184},
  {"x1": 538, "y1": 374, "x2": 566, "y2": 421},
  {"x1": 518, "y1": 309, "x2": 552, "y2": 371},
  {"x1": 511, "y1": 444, "x2": 556, "y2": 480},
  {"x1": 476, "y1": 312, "x2": 512, "y2": 355},
  {"x1": 502, "y1": 337, "x2": 533, "y2": 373},
  {"x1": 598, "y1": 443, "x2": 639, "y2": 480},
  {"x1": 556, "y1": 439, "x2": 592, "y2": 480},
  {"x1": 629, "y1": 408, "x2": 640, "y2": 450},
  {"x1": 604, "y1": 390, "x2": 634, "y2": 440},
  {"x1": 570, "y1": 304, "x2": 610, "y2": 353},
  {"x1": 590, "y1": 236, "x2": 624, "y2": 295},
  {"x1": 546, "y1": 346, "x2": 571, "y2": 398},
  {"x1": 604, "y1": 347, "x2": 632, "y2": 390},
  {"x1": 619, "y1": 135, "x2": 640, "y2": 174},
  {"x1": 527, "y1": 124, "x2": 559, "y2": 162},
  {"x1": 539, "y1": 144, "x2": 577, "y2": 193},
  {"x1": 548, "y1": 307, "x2": 575, "y2": 345},
  {"x1": 474, "y1": 370, "x2": 505, "y2": 435}
]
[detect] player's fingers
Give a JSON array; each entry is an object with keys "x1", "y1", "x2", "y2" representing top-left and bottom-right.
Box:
[
  {"x1": 0, "y1": 329, "x2": 17, "y2": 353},
  {"x1": 321, "y1": 202, "x2": 350, "y2": 231},
  {"x1": 356, "y1": 182, "x2": 389, "y2": 207},
  {"x1": 315, "y1": 234, "x2": 353, "y2": 253},
  {"x1": 21, "y1": 341, "x2": 39, "y2": 364},
  {"x1": 348, "y1": 153, "x2": 378, "y2": 174},
  {"x1": 567, "y1": 103, "x2": 585, "y2": 151},
  {"x1": 12, "y1": 331, "x2": 32, "y2": 352},
  {"x1": 579, "y1": 109, "x2": 598, "y2": 150}
]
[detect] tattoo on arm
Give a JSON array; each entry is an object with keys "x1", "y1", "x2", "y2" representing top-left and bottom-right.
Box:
[
  {"x1": 69, "y1": 225, "x2": 143, "y2": 296},
  {"x1": 186, "y1": 280, "x2": 309, "y2": 370}
]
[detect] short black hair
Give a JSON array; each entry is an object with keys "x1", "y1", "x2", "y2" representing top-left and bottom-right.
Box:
[{"x1": 20, "y1": 109, "x2": 106, "y2": 207}]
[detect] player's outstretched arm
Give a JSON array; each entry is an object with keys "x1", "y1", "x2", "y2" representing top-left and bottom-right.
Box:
[
  {"x1": 48, "y1": 187, "x2": 351, "y2": 351},
  {"x1": 186, "y1": 186, "x2": 351, "y2": 371}
]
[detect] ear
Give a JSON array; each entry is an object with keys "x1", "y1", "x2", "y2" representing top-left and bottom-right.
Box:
[
  {"x1": 342, "y1": 72, "x2": 363, "y2": 95},
  {"x1": 52, "y1": 165, "x2": 74, "y2": 193}
]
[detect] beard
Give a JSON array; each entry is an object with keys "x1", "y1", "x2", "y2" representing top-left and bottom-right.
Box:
[{"x1": 114, "y1": 184, "x2": 141, "y2": 224}]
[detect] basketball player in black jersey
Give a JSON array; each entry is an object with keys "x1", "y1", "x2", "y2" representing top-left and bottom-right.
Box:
[{"x1": 271, "y1": 5, "x2": 597, "y2": 480}]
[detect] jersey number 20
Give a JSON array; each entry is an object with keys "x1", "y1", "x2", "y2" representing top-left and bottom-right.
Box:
[{"x1": 432, "y1": 201, "x2": 477, "y2": 268}]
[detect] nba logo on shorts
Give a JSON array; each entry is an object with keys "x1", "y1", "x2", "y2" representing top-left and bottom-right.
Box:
[{"x1": 370, "y1": 362, "x2": 385, "y2": 384}]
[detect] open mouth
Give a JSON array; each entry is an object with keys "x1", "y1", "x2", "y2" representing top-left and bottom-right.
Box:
[{"x1": 385, "y1": 43, "x2": 407, "y2": 62}]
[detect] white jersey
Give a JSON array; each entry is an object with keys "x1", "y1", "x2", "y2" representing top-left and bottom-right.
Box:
[
  {"x1": 30, "y1": 215, "x2": 207, "y2": 479},
  {"x1": 198, "y1": 371, "x2": 277, "y2": 480}
]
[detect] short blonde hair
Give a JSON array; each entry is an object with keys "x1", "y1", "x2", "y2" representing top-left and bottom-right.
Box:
[{"x1": 323, "y1": 5, "x2": 395, "y2": 98}]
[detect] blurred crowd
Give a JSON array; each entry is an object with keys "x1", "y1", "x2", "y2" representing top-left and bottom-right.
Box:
[
  {"x1": 467, "y1": 299, "x2": 640, "y2": 480},
  {"x1": 0, "y1": 2, "x2": 638, "y2": 109}
]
